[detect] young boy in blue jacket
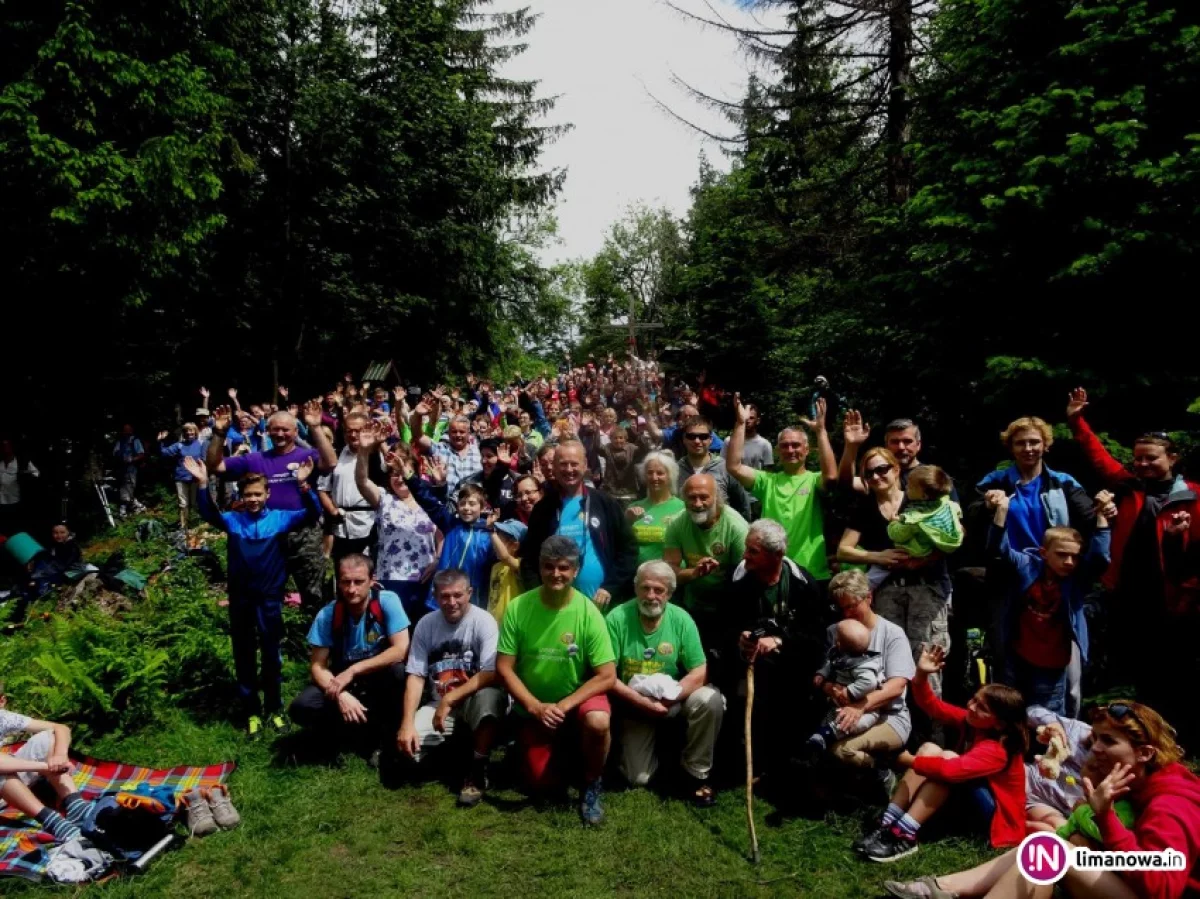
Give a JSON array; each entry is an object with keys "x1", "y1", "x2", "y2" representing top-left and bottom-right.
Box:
[
  {"x1": 186, "y1": 455, "x2": 320, "y2": 736},
  {"x1": 989, "y1": 491, "x2": 1111, "y2": 716}
]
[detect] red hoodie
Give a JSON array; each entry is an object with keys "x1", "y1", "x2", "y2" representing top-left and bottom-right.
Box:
[
  {"x1": 909, "y1": 677, "x2": 1026, "y2": 848},
  {"x1": 1096, "y1": 762, "x2": 1200, "y2": 899}
]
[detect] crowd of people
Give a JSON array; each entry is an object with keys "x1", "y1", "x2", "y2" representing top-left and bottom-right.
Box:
[{"x1": 4, "y1": 358, "x2": 1200, "y2": 897}]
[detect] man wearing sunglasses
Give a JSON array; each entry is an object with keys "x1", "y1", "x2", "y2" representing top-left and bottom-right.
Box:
[
  {"x1": 676, "y1": 416, "x2": 752, "y2": 520},
  {"x1": 726, "y1": 394, "x2": 839, "y2": 582}
]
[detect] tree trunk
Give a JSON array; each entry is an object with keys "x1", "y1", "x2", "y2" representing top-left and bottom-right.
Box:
[{"x1": 887, "y1": 0, "x2": 913, "y2": 203}]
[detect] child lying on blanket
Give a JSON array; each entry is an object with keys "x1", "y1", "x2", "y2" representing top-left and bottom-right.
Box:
[{"x1": 0, "y1": 685, "x2": 93, "y2": 842}]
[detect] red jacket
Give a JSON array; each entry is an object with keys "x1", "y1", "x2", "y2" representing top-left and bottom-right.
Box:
[
  {"x1": 1096, "y1": 762, "x2": 1200, "y2": 899},
  {"x1": 910, "y1": 677, "x2": 1026, "y2": 848},
  {"x1": 1070, "y1": 414, "x2": 1200, "y2": 611}
]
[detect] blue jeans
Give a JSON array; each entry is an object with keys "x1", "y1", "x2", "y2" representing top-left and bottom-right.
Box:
[
  {"x1": 1006, "y1": 654, "x2": 1068, "y2": 715},
  {"x1": 380, "y1": 580, "x2": 428, "y2": 626}
]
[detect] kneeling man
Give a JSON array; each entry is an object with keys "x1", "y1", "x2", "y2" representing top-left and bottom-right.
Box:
[
  {"x1": 497, "y1": 536, "x2": 616, "y2": 825},
  {"x1": 398, "y1": 569, "x2": 507, "y2": 807},
  {"x1": 607, "y1": 561, "x2": 724, "y2": 806}
]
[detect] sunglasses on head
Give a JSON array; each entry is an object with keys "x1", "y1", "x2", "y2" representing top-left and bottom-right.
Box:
[
  {"x1": 865, "y1": 464, "x2": 892, "y2": 479},
  {"x1": 685, "y1": 432, "x2": 711, "y2": 441},
  {"x1": 1104, "y1": 701, "x2": 1177, "y2": 738}
]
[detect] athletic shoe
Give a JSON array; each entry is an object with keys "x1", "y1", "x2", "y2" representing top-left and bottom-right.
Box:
[
  {"x1": 246, "y1": 715, "x2": 263, "y2": 739},
  {"x1": 267, "y1": 713, "x2": 289, "y2": 733},
  {"x1": 852, "y1": 824, "x2": 886, "y2": 856},
  {"x1": 884, "y1": 876, "x2": 959, "y2": 898},
  {"x1": 579, "y1": 778, "x2": 605, "y2": 826},
  {"x1": 185, "y1": 788, "x2": 219, "y2": 837},
  {"x1": 866, "y1": 828, "x2": 919, "y2": 864},
  {"x1": 204, "y1": 785, "x2": 241, "y2": 830}
]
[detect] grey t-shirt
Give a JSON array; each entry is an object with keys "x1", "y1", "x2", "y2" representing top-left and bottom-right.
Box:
[
  {"x1": 406, "y1": 605, "x2": 498, "y2": 700},
  {"x1": 826, "y1": 616, "x2": 915, "y2": 742},
  {"x1": 722, "y1": 434, "x2": 774, "y2": 471}
]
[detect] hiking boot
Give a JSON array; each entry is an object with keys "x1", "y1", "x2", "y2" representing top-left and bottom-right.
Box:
[
  {"x1": 866, "y1": 827, "x2": 919, "y2": 864},
  {"x1": 185, "y1": 788, "x2": 219, "y2": 837},
  {"x1": 885, "y1": 876, "x2": 959, "y2": 899},
  {"x1": 204, "y1": 785, "x2": 241, "y2": 830},
  {"x1": 246, "y1": 715, "x2": 263, "y2": 739},
  {"x1": 579, "y1": 778, "x2": 605, "y2": 826}
]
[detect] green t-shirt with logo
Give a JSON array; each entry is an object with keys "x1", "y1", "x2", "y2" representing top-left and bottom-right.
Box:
[
  {"x1": 497, "y1": 588, "x2": 615, "y2": 714},
  {"x1": 631, "y1": 496, "x2": 686, "y2": 567},
  {"x1": 664, "y1": 507, "x2": 749, "y2": 614},
  {"x1": 751, "y1": 468, "x2": 829, "y2": 579},
  {"x1": 606, "y1": 600, "x2": 705, "y2": 684}
]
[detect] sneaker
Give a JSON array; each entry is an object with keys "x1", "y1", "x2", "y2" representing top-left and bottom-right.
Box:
[
  {"x1": 185, "y1": 788, "x2": 219, "y2": 837},
  {"x1": 204, "y1": 785, "x2": 241, "y2": 830},
  {"x1": 246, "y1": 715, "x2": 263, "y2": 739},
  {"x1": 579, "y1": 778, "x2": 605, "y2": 826},
  {"x1": 853, "y1": 825, "x2": 887, "y2": 856},
  {"x1": 866, "y1": 828, "x2": 919, "y2": 864},
  {"x1": 884, "y1": 876, "x2": 959, "y2": 898},
  {"x1": 267, "y1": 713, "x2": 289, "y2": 733},
  {"x1": 458, "y1": 777, "x2": 485, "y2": 808}
]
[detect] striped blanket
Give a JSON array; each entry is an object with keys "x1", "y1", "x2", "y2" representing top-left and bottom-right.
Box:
[{"x1": 0, "y1": 747, "x2": 234, "y2": 882}]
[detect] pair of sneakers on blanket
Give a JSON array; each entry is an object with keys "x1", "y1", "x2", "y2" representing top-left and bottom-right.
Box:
[{"x1": 183, "y1": 785, "x2": 240, "y2": 837}]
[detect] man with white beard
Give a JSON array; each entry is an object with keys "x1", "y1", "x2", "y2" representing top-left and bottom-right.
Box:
[
  {"x1": 663, "y1": 473, "x2": 749, "y2": 648},
  {"x1": 606, "y1": 561, "x2": 724, "y2": 807}
]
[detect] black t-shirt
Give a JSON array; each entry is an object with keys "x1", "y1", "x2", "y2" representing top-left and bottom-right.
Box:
[{"x1": 848, "y1": 494, "x2": 894, "y2": 553}]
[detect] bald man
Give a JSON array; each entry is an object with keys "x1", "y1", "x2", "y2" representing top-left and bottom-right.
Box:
[
  {"x1": 207, "y1": 401, "x2": 337, "y2": 608},
  {"x1": 663, "y1": 473, "x2": 748, "y2": 647}
]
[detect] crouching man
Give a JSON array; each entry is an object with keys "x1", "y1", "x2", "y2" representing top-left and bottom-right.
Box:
[
  {"x1": 497, "y1": 536, "x2": 616, "y2": 826},
  {"x1": 289, "y1": 554, "x2": 410, "y2": 760},
  {"x1": 397, "y1": 569, "x2": 507, "y2": 807},
  {"x1": 607, "y1": 561, "x2": 724, "y2": 807}
]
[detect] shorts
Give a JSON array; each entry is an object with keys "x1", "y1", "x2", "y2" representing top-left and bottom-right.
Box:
[
  {"x1": 0, "y1": 730, "x2": 55, "y2": 800},
  {"x1": 516, "y1": 693, "x2": 610, "y2": 790}
]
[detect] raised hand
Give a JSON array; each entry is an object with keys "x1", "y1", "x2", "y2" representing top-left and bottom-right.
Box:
[
  {"x1": 295, "y1": 458, "x2": 315, "y2": 483},
  {"x1": 843, "y1": 409, "x2": 871, "y2": 447},
  {"x1": 917, "y1": 643, "x2": 946, "y2": 675},
  {"x1": 1084, "y1": 761, "x2": 1135, "y2": 816},
  {"x1": 182, "y1": 456, "x2": 208, "y2": 485},
  {"x1": 800, "y1": 396, "x2": 828, "y2": 432},
  {"x1": 414, "y1": 400, "x2": 431, "y2": 418},
  {"x1": 427, "y1": 456, "x2": 447, "y2": 486},
  {"x1": 199, "y1": 386, "x2": 210, "y2": 401},
  {"x1": 497, "y1": 442, "x2": 512, "y2": 465},
  {"x1": 358, "y1": 422, "x2": 380, "y2": 455},
  {"x1": 226, "y1": 387, "x2": 238, "y2": 401},
  {"x1": 1066, "y1": 387, "x2": 1089, "y2": 418},
  {"x1": 278, "y1": 386, "x2": 288, "y2": 400},
  {"x1": 302, "y1": 399, "x2": 323, "y2": 428},
  {"x1": 211, "y1": 405, "x2": 233, "y2": 432},
  {"x1": 733, "y1": 392, "x2": 749, "y2": 426},
  {"x1": 393, "y1": 386, "x2": 404, "y2": 401},
  {"x1": 157, "y1": 430, "x2": 169, "y2": 442}
]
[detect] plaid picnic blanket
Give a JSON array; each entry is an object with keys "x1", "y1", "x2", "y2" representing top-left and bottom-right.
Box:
[{"x1": 0, "y1": 746, "x2": 235, "y2": 882}]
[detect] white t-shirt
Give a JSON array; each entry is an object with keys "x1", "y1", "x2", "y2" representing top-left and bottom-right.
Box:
[{"x1": 406, "y1": 605, "x2": 498, "y2": 700}]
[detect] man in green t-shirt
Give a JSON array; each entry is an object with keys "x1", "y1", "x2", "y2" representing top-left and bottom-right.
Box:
[
  {"x1": 663, "y1": 473, "x2": 748, "y2": 646},
  {"x1": 497, "y1": 535, "x2": 616, "y2": 826},
  {"x1": 607, "y1": 560, "x2": 724, "y2": 807},
  {"x1": 726, "y1": 393, "x2": 838, "y2": 581}
]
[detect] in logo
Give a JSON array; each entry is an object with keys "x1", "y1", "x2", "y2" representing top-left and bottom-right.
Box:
[
  {"x1": 643, "y1": 647, "x2": 656, "y2": 660},
  {"x1": 1017, "y1": 833, "x2": 1070, "y2": 885}
]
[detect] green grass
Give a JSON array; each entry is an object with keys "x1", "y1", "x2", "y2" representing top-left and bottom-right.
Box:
[{"x1": 3, "y1": 504, "x2": 996, "y2": 896}]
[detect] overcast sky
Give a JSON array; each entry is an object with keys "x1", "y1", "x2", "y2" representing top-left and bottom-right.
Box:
[{"x1": 502, "y1": 0, "x2": 777, "y2": 264}]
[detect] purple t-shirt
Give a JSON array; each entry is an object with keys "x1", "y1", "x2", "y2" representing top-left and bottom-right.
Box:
[{"x1": 224, "y1": 446, "x2": 320, "y2": 511}]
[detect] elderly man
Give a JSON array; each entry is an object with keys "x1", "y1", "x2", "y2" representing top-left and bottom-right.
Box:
[
  {"x1": 663, "y1": 473, "x2": 749, "y2": 647},
  {"x1": 521, "y1": 440, "x2": 637, "y2": 608},
  {"x1": 398, "y1": 569, "x2": 507, "y2": 807},
  {"x1": 823, "y1": 570, "x2": 915, "y2": 793},
  {"x1": 676, "y1": 416, "x2": 751, "y2": 519},
  {"x1": 726, "y1": 394, "x2": 837, "y2": 582},
  {"x1": 289, "y1": 554, "x2": 410, "y2": 757},
  {"x1": 607, "y1": 561, "x2": 723, "y2": 806},
  {"x1": 498, "y1": 536, "x2": 616, "y2": 825},
  {"x1": 319, "y1": 411, "x2": 384, "y2": 561},
  {"x1": 723, "y1": 518, "x2": 828, "y2": 778},
  {"x1": 207, "y1": 401, "x2": 337, "y2": 608}
]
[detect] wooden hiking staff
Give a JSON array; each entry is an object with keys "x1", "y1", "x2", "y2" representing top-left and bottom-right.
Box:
[{"x1": 744, "y1": 659, "x2": 760, "y2": 864}]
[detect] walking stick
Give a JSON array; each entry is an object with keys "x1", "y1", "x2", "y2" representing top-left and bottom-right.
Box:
[{"x1": 744, "y1": 659, "x2": 761, "y2": 864}]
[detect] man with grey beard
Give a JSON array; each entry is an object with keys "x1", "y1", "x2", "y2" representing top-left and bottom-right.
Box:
[
  {"x1": 662, "y1": 473, "x2": 749, "y2": 648},
  {"x1": 606, "y1": 561, "x2": 724, "y2": 806}
]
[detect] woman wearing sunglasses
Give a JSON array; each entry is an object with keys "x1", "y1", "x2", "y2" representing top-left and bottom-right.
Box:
[
  {"x1": 1066, "y1": 388, "x2": 1200, "y2": 739},
  {"x1": 884, "y1": 700, "x2": 1200, "y2": 899}
]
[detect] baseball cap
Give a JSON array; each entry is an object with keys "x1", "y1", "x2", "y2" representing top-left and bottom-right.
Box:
[{"x1": 494, "y1": 520, "x2": 528, "y2": 542}]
